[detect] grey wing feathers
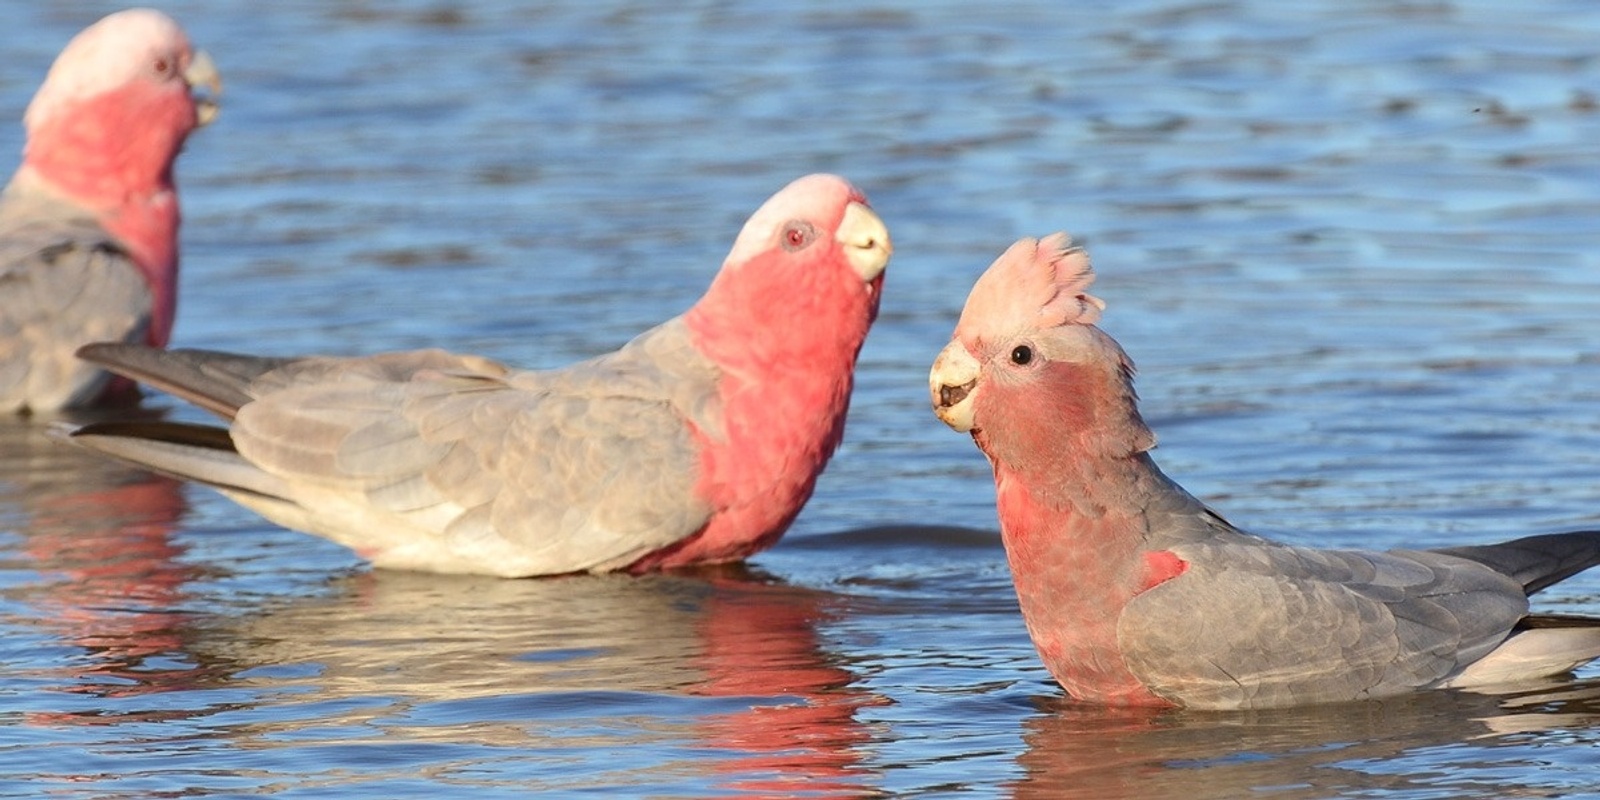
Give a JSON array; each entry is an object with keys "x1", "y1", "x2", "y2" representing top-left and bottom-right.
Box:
[
  {"x1": 78, "y1": 320, "x2": 723, "y2": 576},
  {"x1": 531, "y1": 317, "x2": 727, "y2": 439},
  {"x1": 232, "y1": 340, "x2": 715, "y2": 573},
  {"x1": 0, "y1": 211, "x2": 149, "y2": 412},
  {"x1": 1121, "y1": 537, "x2": 1530, "y2": 708},
  {"x1": 78, "y1": 343, "x2": 500, "y2": 420},
  {"x1": 79, "y1": 343, "x2": 297, "y2": 419}
]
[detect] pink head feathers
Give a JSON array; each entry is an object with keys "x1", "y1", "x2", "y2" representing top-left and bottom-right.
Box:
[{"x1": 954, "y1": 232, "x2": 1105, "y2": 347}]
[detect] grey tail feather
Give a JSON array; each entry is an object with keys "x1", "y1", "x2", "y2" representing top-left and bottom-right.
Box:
[
  {"x1": 77, "y1": 342, "x2": 297, "y2": 420},
  {"x1": 70, "y1": 419, "x2": 236, "y2": 451},
  {"x1": 1432, "y1": 531, "x2": 1600, "y2": 595},
  {"x1": 1519, "y1": 614, "x2": 1600, "y2": 630},
  {"x1": 66, "y1": 420, "x2": 289, "y2": 501}
]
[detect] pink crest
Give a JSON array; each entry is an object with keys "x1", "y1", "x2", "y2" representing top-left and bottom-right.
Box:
[{"x1": 955, "y1": 233, "x2": 1105, "y2": 344}]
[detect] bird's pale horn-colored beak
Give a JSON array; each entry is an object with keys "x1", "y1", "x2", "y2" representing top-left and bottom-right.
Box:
[
  {"x1": 836, "y1": 202, "x2": 892, "y2": 284},
  {"x1": 185, "y1": 49, "x2": 222, "y2": 126},
  {"x1": 930, "y1": 341, "x2": 981, "y2": 432}
]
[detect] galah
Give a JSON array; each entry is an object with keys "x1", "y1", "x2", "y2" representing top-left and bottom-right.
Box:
[
  {"x1": 63, "y1": 174, "x2": 891, "y2": 578},
  {"x1": 0, "y1": 8, "x2": 220, "y2": 414},
  {"x1": 929, "y1": 233, "x2": 1600, "y2": 709}
]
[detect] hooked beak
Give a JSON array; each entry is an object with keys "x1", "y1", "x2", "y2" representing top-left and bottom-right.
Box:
[
  {"x1": 837, "y1": 202, "x2": 892, "y2": 291},
  {"x1": 185, "y1": 50, "x2": 222, "y2": 127},
  {"x1": 930, "y1": 340, "x2": 980, "y2": 433}
]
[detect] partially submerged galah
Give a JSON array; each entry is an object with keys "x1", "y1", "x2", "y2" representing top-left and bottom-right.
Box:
[
  {"x1": 64, "y1": 174, "x2": 891, "y2": 578},
  {"x1": 0, "y1": 8, "x2": 220, "y2": 414},
  {"x1": 930, "y1": 233, "x2": 1600, "y2": 709}
]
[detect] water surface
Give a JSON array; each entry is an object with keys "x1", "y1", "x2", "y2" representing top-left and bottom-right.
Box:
[{"x1": 2, "y1": 1, "x2": 1600, "y2": 797}]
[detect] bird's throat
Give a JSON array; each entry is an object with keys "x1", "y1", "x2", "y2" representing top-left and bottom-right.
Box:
[{"x1": 991, "y1": 458, "x2": 1175, "y2": 705}]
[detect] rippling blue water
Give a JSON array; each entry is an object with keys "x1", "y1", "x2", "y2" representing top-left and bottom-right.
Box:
[{"x1": 3, "y1": 1, "x2": 1600, "y2": 797}]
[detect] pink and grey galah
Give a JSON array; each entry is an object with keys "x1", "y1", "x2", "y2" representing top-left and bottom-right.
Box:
[
  {"x1": 0, "y1": 9, "x2": 220, "y2": 414},
  {"x1": 64, "y1": 174, "x2": 891, "y2": 577},
  {"x1": 930, "y1": 233, "x2": 1600, "y2": 709}
]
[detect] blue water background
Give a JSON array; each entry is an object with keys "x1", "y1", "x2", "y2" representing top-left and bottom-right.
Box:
[{"x1": 2, "y1": 1, "x2": 1600, "y2": 797}]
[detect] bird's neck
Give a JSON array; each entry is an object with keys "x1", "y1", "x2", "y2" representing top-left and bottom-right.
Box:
[
  {"x1": 638, "y1": 261, "x2": 879, "y2": 568},
  {"x1": 688, "y1": 258, "x2": 879, "y2": 370},
  {"x1": 976, "y1": 365, "x2": 1183, "y2": 705},
  {"x1": 974, "y1": 360, "x2": 1160, "y2": 517},
  {"x1": 992, "y1": 461, "x2": 1176, "y2": 705},
  {"x1": 23, "y1": 82, "x2": 191, "y2": 213}
]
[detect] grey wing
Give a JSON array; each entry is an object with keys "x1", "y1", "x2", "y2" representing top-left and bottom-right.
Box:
[
  {"x1": 230, "y1": 339, "x2": 716, "y2": 576},
  {"x1": 0, "y1": 219, "x2": 149, "y2": 412},
  {"x1": 537, "y1": 317, "x2": 726, "y2": 439},
  {"x1": 1119, "y1": 538, "x2": 1529, "y2": 709},
  {"x1": 78, "y1": 343, "x2": 493, "y2": 420}
]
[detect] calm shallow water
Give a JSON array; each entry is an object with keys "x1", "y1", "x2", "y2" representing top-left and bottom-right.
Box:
[{"x1": 3, "y1": 0, "x2": 1600, "y2": 797}]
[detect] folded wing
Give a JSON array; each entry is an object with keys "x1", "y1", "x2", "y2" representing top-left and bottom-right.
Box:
[
  {"x1": 71, "y1": 321, "x2": 723, "y2": 576},
  {"x1": 0, "y1": 213, "x2": 149, "y2": 412}
]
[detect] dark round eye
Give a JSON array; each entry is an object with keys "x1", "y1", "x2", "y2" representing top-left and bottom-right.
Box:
[
  {"x1": 781, "y1": 221, "x2": 817, "y2": 252},
  {"x1": 1010, "y1": 345, "x2": 1033, "y2": 366},
  {"x1": 153, "y1": 57, "x2": 172, "y2": 75}
]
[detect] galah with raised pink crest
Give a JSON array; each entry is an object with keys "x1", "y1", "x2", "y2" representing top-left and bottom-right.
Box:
[{"x1": 930, "y1": 233, "x2": 1600, "y2": 709}]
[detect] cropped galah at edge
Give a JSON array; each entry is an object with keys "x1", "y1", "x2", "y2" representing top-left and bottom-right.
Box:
[
  {"x1": 930, "y1": 233, "x2": 1600, "y2": 709},
  {"x1": 0, "y1": 9, "x2": 220, "y2": 414},
  {"x1": 63, "y1": 174, "x2": 891, "y2": 578}
]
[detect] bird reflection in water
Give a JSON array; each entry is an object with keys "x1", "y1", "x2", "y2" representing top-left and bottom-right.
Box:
[
  {"x1": 1009, "y1": 678, "x2": 1600, "y2": 800},
  {"x1": 687, "y1": 564, "x2": 881, "y2": 797},
  {"x1": 175, "y1": 556, "x2": 882, "y2": 794},
  {"x1": 0, "y1": 417, "x2": 216, "y2": 721},
  {"x1": 3, "y1": 419, "x2": 885, "y2": 796}
]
